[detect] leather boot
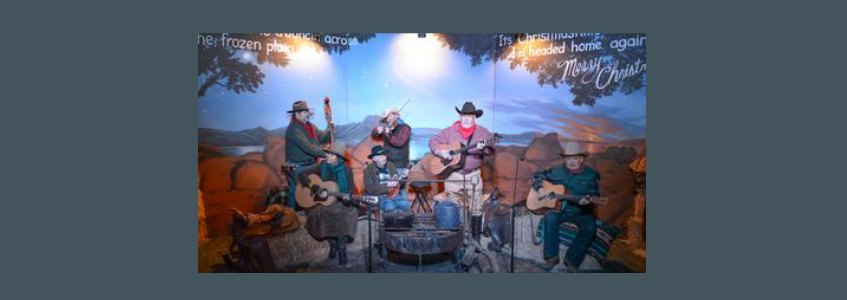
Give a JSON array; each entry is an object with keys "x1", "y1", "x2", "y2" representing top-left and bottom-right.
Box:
[
  {"x1": 327, "y1": 238, "x2": 338, "y2": 260},
  {"x1": 543, "y1": 256, "x2": 560, "y2": 271},
  {"x1": 337, "y1": 237, "x2": 348, "y2": 266},
  {"x1": 471, "y1": 216, "x2": 482, "y2": 242}
]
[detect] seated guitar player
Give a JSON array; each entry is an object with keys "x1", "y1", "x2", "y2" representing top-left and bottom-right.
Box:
[
  {"x1": 532, "y1": 142, "x2": 601, "y2": 272},
  {"x1": 364, "y1": 145, "x2": 410, "y2": 212},
  {"x1": 295, "y1": 143, "x2": 357, "y2": 266}
]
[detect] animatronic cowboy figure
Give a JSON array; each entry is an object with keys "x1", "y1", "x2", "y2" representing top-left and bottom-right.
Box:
[
  {"x1": 284, "y1": 100, "x2": 333, "y2": 210},
  {"x1": 297, "y1": 143, "x2": 357, "y2": 266},
  {"x1": 371, "y1": 108, "x2": 412, "y2": 173},
  {"x1": 428, "y1": 101, "x2": 495, "y2": 241},
  {"x1": 364, "y1": 145, "x2": 410, "y2": 212},
  {"x1": 533, "y1": 142, "x2": 601, "y2": 272}
]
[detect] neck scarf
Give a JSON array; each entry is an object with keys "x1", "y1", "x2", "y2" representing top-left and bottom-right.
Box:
[
  {"x1": 292, "y1": 117, "x2": 317, "y2": 140},
  {"x1": 454, "y1": 121, "x2": 476, "y2": 140}
]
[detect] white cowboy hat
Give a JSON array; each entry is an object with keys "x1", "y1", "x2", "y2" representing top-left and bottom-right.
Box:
[
  {"x1": 560, "y1": 142, "x2": 588, "y2": 157},
  {"x1": 380, "y1": 108, "x2": 400, "y2": 120}
]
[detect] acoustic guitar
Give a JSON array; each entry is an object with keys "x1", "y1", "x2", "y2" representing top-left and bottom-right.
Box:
[
  {"x1": 295, "y1": 174, "x2": 379, "y2": 208},
  {"x1": 525, "y1": 180, "x2": 608, "y2": 214},
  {"x1": 426, "y1": 133, "x2": 502, "y2": 177}
]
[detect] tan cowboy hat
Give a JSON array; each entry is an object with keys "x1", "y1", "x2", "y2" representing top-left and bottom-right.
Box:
[
  {"x1": 560, "y1": 142, "x2": 588, "y2": 157},
  {"x1": 380, "y1": 108, "x2": 400, "y2": 120},
  {"x1": 323, "y1": 142, "x2": 348, "y2": 160},
  {"x1": 286, "y1": 100, "x2": 313, "y2": 114}
]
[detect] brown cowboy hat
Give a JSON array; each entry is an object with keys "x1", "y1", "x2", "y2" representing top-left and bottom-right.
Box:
[
  {"x1": 286, "y1": 100, "x2": 313, "y2": 114},
  {"x1": 455, "y1": 101, "x2": 483, "y2": 118}
]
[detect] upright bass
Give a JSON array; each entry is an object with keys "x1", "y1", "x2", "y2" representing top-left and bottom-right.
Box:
[{"x1": 323, "y1": 96, "x2": 335, "y2": 146}]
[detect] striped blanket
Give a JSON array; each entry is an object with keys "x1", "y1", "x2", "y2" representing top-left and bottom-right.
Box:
[{"x1": 535, "y1": 220, "x2": 620, "y2": 262}]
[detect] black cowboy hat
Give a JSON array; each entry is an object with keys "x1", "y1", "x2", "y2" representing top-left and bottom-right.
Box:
[
  {"x1": 368, "y1": 145, "x2": 388, "y2": 159},
  {"x1": 455, "y1": 101, "x2": 483, "y2": 118}
]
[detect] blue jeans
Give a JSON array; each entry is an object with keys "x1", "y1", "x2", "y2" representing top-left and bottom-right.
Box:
[
  {"x1": 379, "y1": 189, "x2": 410, "y2": 212},
  {"x1": 285, "y1": 163, "x2": 311, "y2": 209},
  {"x1": 543, "y1": 208, "x2": 597, "y2": 266}
]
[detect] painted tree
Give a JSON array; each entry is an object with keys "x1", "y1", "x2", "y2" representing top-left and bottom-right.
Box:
[
  {"x1": 436, "y1": 33, "x2": 647, "y2": 106},
  {"x1": 198, "y1": 33, "x2": 375, "y2": 98}
]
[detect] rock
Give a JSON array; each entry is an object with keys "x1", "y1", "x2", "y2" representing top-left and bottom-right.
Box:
[
  {"x1": 493, "y1": 152, "x2": 539, "y2": 204},
  {"x1": 524, "y1": 132, "x2": 563, "y2": 169},
  {"x1": 232, "y1": 160, "x2": 281, "y2": 190},
  {"x1": 199, "y1": 144, "x2": 224, "y2": 161},
  {"x1": 199, "y1": 186, "x2": 207, "y2": 247},
  {"x1": 630, "y1": 153, "x2": 646, "y2": 173},
  {"x1": 497, "y1": 145, "x2": 526, "y2": 157},
  {"x1": 585, "y1": 147, "x2": 638, "y2": 226},
  {"x1": 199, "y1": 156, "x2": 239, "y2": 192},
  {"x1": 263, "y1": 135, "x2": 286, "y2": 179},
  {"x1": 265, "y1": 215, "x2": 378, "y2": 269},
  {"x1": 418, "y1": 153, "x2": 440, "y2": 176},
  {"x1": 350, "y1": 137, "x2": 382, "y2": 193},
  {"x1": 241, "y1": 152, "x2": 264, "y2": 162},
  {"x1": 202, "y1": 190, "x2": 267, "y2": 236},
  {"x1": 265, "y1": 215, "x2": 328, "y2": 269}
]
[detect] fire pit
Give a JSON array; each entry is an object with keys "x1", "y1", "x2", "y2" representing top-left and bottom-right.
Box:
[{"x1": 380, "y1": 213, "x2": 465, "y2": 272}]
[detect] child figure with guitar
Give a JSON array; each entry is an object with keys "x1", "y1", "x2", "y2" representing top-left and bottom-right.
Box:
[
  {"x1": 529, "y1": 142, "x2": 608, "y2": 272},
  {"x1": 428, "y1": 101, "x2": 499, "y2": 242},
  {"x1": 294, "y1": 142, "x2": 358, "y2": 266}
]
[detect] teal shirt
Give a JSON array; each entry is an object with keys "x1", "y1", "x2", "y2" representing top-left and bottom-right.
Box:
[{"x1": 532, "y1": 164, "x2": 601, "y2": 212}]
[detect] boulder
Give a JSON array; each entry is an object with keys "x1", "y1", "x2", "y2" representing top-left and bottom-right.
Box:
[
  {"x1": 199, "y1": 144, "x2": 224, "y2": 161},
  {"x1": 263, "y1": 135, "x2": 286, "y2": 179},
  {"x1": 350, "y1": 137, "x2": 382, "y2": 193},
  {"x1": 202, "y1": 190, "x2": 267, "y2": 236},
  {"x1": 523, "y1": 132, "x2": 564, "y2": 169},
  {"x1": 265, "y1": 215, "x2": 380, "y2": 270},
  {"x1": 199, "y1": 156, "x2": 239, "y2": 192},
  {"x1": 241, "y1": 152, "x2": 264, "y2": 162},
  {"x1": 493, "y1": 152, "x2": 539, "y2": 204},
  {"x1": 198, "y1": 187, "x2": 207, "y2": 247},
  {"x1": 232, "y1": 160, "x2": 281, "y2": 190}
]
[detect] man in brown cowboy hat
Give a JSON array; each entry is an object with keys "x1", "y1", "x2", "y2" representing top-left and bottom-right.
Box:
[
  {"x1": 428, "y1": 101, "x2": 496, "y2": 242},
  {"x1": 296, "y1": 142, "x2": 357, "y2": 266},
  {"x1": 284, "y1": 100, "x2": 334, "y2": 209},
  {"x1": 532, "y1": 142, "x2": 601, "y2": 272}
]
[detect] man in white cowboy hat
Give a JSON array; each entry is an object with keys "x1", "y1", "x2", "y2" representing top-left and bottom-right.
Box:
[
  {"x1": 296, "y1": 142, "x2": 357, "y2": 266},
  {"x1": 284, "y1": 100, "x2": 334, "y2": 210},
  {"x1": 532, "y1": 142, "x2": 601, "y2": 272},
  {"x1": 371, "y1": 107, "x2": 412, "y2": 172},
  {"x1": 428, "y1": 101, "x2": 496, "y2": 242}
]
